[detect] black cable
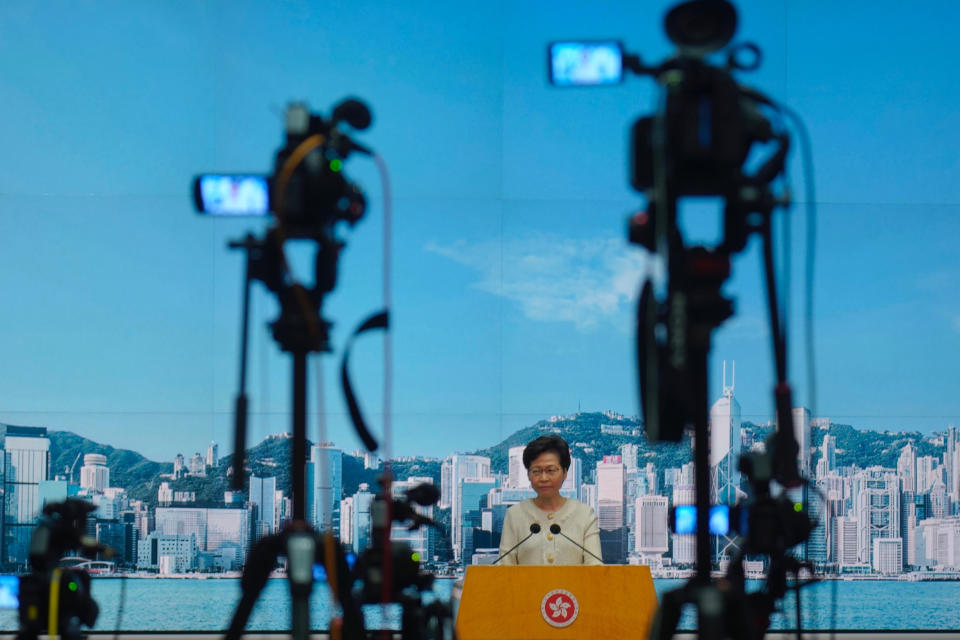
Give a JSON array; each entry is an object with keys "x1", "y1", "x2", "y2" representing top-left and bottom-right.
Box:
[
  {"x1": 781, "y1": 101, "x2": 823, "y2": 639},
  {"x1": 113, "y1": 571, "x2": 127, "y2": 640}
]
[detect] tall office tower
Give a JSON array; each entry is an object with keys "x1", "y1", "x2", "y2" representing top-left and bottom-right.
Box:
[
  {"x1": 2, "y1": 425, "x2": 50, "y2": 568},
  {"x1": 206, "y1": 442, "x2": 218, "y2": 469},
  {"x1": 792, "y1": 407, "x2": 812, "y2": 474},
  {"x1": 644, "y1": 463, "x2": 658, "y2": 496},
  {"x1": 635, "y1": 495, "x2": 669, "y2": 558},
  {"x1": 308, "y1": 442, "x2": 343, "y2": 531},
  {"x1": 339, "y1": 496, "x2": 355, "y2": 547},
  {"x1": 710, "y1": 363, "x2": 741, "y2": 561},
  {"x1": 445, "y1": 455, "x2": 491, "y2": 560},
  {"x1": 507, "y1": 446, "x2": 531, "y2": 489},
  {"x1": 620, "y1": 444, "x2": 640, "y2": 472},
  {"x1": 80, "y1": 453, "x2": 110, "y2": 492},
  {"x1": 596, "y1": 458, "x2": 626, "y2": 563},
  {"x1": 898, "y1": 443, "x2": 917, "y2": 493},
  {"x1": 807, "y1": 483, "x2": 829, "y2": 568},
  {"x1": 929, "y1": 476, "x2": 949, "y2": 519},
  {"x1": 457, "y1": 477, "x2": 496, "y2": 562},
  {"x1": 344, "y1": 484, "x2": 375, "y2": 553},
  {"x1": 391, "y1": 476, "x2": 436, "y2": 562},
  {"x1": 948, "y1": 426, "x2": 957, "y2": 499},
  {"x1": 900, "y1": 491, "x2": 919, "y2": 567},
  {"x1": 440, "y1": 460, "x2": 453, "y2": 508},
  {"x1": 561, "y1": 457, "x2": 582, "y2": 499},
  {"x1": 710, "y1": 361, "x2": 741, "y2": 504},
  {"x1": 916, "y1": 455, "x2": 937, "y2": 493},
  {"x1": 249, "y1": 476, "x2": 278, "y2": 540},
  {"x1": 596, "y1": 459, "x2": 626, "y2": 529},
  {"x1": 836, "y1": 516, "x2": 859, "y2": 567},
  {"x1": 581, "y1": 484, "x2": 598, "y2": 511},
  {"x1": 852, "y1": 468, "x2": 900, "y2": 566},
  {"x1": 671, "y1": 462, "x2": 696, "y2": 565},
  {"x1": 821, "y1": 434, "x2": 836, "y2": 471}
]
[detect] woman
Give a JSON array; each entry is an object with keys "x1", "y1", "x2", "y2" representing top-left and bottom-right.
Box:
[{"x1": 497, "y1": 435, "x2": 603, "y2": 565}]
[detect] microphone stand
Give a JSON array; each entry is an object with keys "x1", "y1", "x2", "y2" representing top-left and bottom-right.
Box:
[
  {"x1": 548, "y1": 524, "x2": 604, "y2": 564},
  {"x1": 493, "y1": 524, "x2": 542, "y2": 564}
]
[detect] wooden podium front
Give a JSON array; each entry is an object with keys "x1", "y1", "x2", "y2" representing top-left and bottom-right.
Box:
[{"x1": 456, "y1": 565, "x2": 658, "y2": 640}]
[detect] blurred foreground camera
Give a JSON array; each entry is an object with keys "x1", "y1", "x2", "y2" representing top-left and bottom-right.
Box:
[{"x1": 17, "y1": 500, "x2": 112, "y2": 640}]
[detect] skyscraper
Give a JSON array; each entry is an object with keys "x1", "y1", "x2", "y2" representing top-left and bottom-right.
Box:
[
  {"x1": 308, "y1": 442, "x2": 343, "y2": 531},
  {"x1": 249, "y1": 476, "x2": 278, "y2": 540},
  {"x1": 897, "y1": 443, "x2": 917, "y2": 493},
  {"x1": 507, "y1": 446, "x2": 530, "y2": 489},
  {"x1": 2, "y1": 425, "x2": 50, "y2": 568},
  {"x1": 457, "y1": 477, "x2": 496, "y2": 562},
  {"x1": 710, "y1": 362, "x2": 741, "y2": 561},
  {"x1": 444, "y1": 454, "x2": 491, "y2": 560},
  {"x1": 596, "y1": 457, "x2": 627, "y2": 563},
  {"x1": 635, "y1": 495, "x2": 669, "y2": 558},
  {"x1": 792, "y1": 407, "x2": 812, "y2": 474},
  {"x1": 852, "y1": 468, "x2": 900, "y2": 566},
  {"x1": 206, "y1": 442, "x2": 219, "y2": 469},
  {"x1": 80, "y1": 453, "x2": 109, "y2": 492}
]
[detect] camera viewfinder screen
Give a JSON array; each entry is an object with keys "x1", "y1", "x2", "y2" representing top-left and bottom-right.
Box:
[
  {"x1": 548, "y1": 41, "x2": 623, "y2": 86},
  {"x1": 0, "y1": 576, "x2": 18, "y2": 609},
  {"x1": 196, "y1": 175, "x2": 269, "y2": 216}
]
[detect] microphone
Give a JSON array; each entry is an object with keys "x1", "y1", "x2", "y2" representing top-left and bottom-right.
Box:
[
  {"x1": 493, "y1": 523, "x2": 541, "y2": 564},
  {"x1": 549, "y1": 524, "x2": 604, "y2": 564}
]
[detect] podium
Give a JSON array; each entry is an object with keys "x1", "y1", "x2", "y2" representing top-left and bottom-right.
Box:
[{"x1": 456, "y1": 565, "x2": 658, "y2": 639}]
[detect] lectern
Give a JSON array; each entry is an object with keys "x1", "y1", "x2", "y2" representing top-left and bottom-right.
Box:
[{"x1": 456, "y1": 565, "x2": 658, "y2": 639}]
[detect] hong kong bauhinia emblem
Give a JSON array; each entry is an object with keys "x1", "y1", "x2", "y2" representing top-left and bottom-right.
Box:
[{"x1": 540, "y1": 589, "x2": 579, "y2": 628}]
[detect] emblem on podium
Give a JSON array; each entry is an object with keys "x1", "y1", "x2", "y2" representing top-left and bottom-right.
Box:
[{"x1": 540, "y1": 589, "x2": 579, "y2": 628}]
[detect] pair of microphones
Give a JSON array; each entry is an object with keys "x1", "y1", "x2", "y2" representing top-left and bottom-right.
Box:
[{"x1": 493, "y1": 522, "x2": 603, "y2": 564}]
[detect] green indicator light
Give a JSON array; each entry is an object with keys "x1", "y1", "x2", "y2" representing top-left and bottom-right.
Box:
[
  {"x1": 411, "y1": 552, "x2": 421, "y2": 562},
  {"x1": 68, "y1": 581, "x2": 78, "y2": 592},
  {"x1": 330, "y1": 159, "x2": 343, "y2": 172},
  {"x1": 793, "y1": 503, "x2": 803, "y2": 513}
]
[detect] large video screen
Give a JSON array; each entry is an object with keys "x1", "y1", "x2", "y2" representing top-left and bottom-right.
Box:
[{"x1": 0, "y1": 0, "x2": 958, "y2": 632}]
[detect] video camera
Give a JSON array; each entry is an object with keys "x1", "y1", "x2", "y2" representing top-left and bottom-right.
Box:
[{"x1": 17, "y1": 499, "x2": 111, "y2": 640}]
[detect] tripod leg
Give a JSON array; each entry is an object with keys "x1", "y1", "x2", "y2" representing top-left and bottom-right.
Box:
[{"x1": 224, "y1": 534, "x2": 285, "y2": 640}]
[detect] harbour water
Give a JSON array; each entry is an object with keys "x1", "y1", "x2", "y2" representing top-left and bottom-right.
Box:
[{"x1": 3, "y1": 577, "x2": 960, "y2": 631}]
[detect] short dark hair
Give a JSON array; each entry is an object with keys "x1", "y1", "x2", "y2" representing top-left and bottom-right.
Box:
[{"x1": 522, "y1": 435, "x2": 571, "y2": 471}]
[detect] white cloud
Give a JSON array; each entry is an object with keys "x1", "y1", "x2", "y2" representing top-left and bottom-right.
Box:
[{"x1": 425, "y1": 233, "x2": 650, "y2": 330}]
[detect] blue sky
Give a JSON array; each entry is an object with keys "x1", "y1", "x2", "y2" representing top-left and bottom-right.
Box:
[{"x1": 0, "y1": 0, "x2": 957, "y2": 463}]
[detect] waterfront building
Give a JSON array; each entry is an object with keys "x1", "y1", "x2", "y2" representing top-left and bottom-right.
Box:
[
  {"x1": 79, "y1": 453, "x2": 109, "y2": 492},
  {"x1": 155, "y1": 506, "x2": 251, "y2": 569},
  {"x1": 635, "y1": 495, "x2": 669, "y2": 561},
  {"x1": 852, "y1": 468, "x2": 900, "y2": 567},
  {"x1": 136, "y1": 532, "x2": 197, "y2": 573},
  {"x1": 872, "y1": 537, "x2": 903, "y2": 574},
  {"x1": 2, "y1": 425, "x2": 50, "y2": 569},
  {"x1": 836, "y1": 516, "x2": 859, "y2": 567}
]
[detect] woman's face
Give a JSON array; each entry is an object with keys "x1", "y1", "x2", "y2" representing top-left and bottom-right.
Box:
[{"x1": 527, "y1": 451, "x2": 567, "y2": 500}]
